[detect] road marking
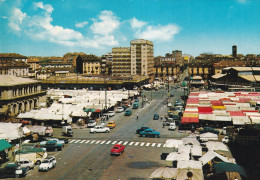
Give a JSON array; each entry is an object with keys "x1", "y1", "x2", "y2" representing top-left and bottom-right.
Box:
[
  {"x1": 69, "y1": 140, "x2": 76, "y2": 143},
  {"x1": 74, "y1": 140, "x2": 81, "y2": 143},
  {"x1": 90, "y1": 140, "x2": 96, "y2": 144},
  {"x1": 146, "y1": 143, "x2": 150, "y2": 147},
  {"x1": 134, "y1": 142, "x2": 139, "y2": 146},
  {"x1": 123, "y1": 141, "x2": 128, "y2": 145},
  {"x1": 152, "y1": 143, "x2": 156, "y2": 147},
  {"x1": 129, "y1": 142, "x2": 134, "y2": 146},
  {"x1": 79, "y1": 140, "x2": 86, "y2": 143},
  {"x1": 85, "y1": 140, "x2": 90, "y2": 144},
  {"x1": 118, "y1": 141, "x2": 123, "y2": 144},
  {"x1": 106, "y1": 141, "x2": 111, "y2": 144},
  {"x1": 95, "y1": 141, "x2": 101, "y2": 144},
  {"x1": 163, "y1": 144, "x2": 166, "y2": 147},
  {"x1": 112, "y1": 141, "x2": 117, "y2": 144},
  {"x1": 157, "y1": 143, "x2": 161, "y2": 147},
  {"x1": 140, "y1": 142, "x2": 145, "y2": 146},
  {"x1": 100, "y1": 141, "x2": 106, "y2": 144}
]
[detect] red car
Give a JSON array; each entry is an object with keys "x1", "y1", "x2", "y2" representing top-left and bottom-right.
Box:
[{"x1": 110, "y1": 144, "x2": 125, "y2": 155}]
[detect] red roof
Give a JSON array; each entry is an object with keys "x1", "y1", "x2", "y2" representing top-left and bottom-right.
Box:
[
  {"x1": 229, "y1": 111, "x2": 245, "y2": 116},
  {"x1": 241, "y1": 110, "x2": 258, "y2": 113},
  {"x1": 181, "y1": 117, "x2": 199, "y2": 124},
  {"x1": 198, "y1": 107, "x2": 213, "y2": 113}
]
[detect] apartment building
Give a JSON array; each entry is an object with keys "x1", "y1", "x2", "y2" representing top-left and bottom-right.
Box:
[
  {"x1": 172, "y1": 50, "x2": 183, "y2": 66},
  {"x1": 130, "y1": 39, "x2": 154, "y2": 76},
  {"x1": 101, "y1": 53, "x2": 112, "y2": 75},
  {"x1": 112, "y1": 47, "x2": 131, "y2": 76}
]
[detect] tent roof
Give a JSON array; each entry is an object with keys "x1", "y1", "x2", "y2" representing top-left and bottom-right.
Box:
[
  {"x1": 199, "y1": 150, "x2": 230, "y2": 165},
  {"x1": 0, "y1": 139, "x2": 13, "y2": 151},
  {"x1": 200, "y1": 132, "x2": 218, "y2": 141},
  {"x1": 149, "y1": 167, "x2": 178, "y2": 179},
  {"x1": 214, "y1": 162, "x2": 246, "y2": 177},
  {"x1": 177, "y1": 160, "x2": 202, "y2": 170},
  {"x1": 205, "y1": 141, "x2": 229, "y2": 151}
]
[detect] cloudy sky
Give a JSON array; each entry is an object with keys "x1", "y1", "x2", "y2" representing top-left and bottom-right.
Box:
[{"x1": 0, "y1": 0, "x2": 259, "y2": 57}]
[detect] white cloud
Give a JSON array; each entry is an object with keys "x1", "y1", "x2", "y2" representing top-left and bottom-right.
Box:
[
  {"x1": 75, "y1": 21, "x2": 88, "y2": 28},
  {"x1": 130, "y1": 17, "x2": 146, "y2": 29},
  {"x1": 2, "y1": 16, "x2": 7, "y2": 19},
  {"x1": 8, "y1": 8, "x2": 26, "y2": 31},
  {"x1": 8, "y1": 3, "x2": 120, "y2": 48},
  {"x1": 135, "y1": 24, "x2": 180, "y2": 41},
  {"x1": 90, "y1": 10, "x2": 120, "y2": 35},
  {"x1": 34, "y1": 2, "x2": 53, "y2": 14}
]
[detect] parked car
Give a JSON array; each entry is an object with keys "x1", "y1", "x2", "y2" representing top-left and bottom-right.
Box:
[
  {"x1": 139, "y1": 129, "x2": 160, "y2": 138},
  {"x1": 110, "y1": 144, "x2": 125, "y2": 155},
  {"x1": 116, "y1": 107, "x2": 124, "y2": 113},
  {"x1": 124, "y1": 109, "x2": 132, "y2": 116},
  {"x1": 169, "y1": 122, "x2": 176, "y2": 130},
  {"x1": 38, "y1": 157, "x2": 56, "y2": 172},
  {"x1": 132, "y1": 102, "x2": 139, "y2": 109},
  {"x1": 134, "y1": 98, "x2": 139, "y2": 102},
  {"x1": 222, "y1": 136, "x2": 233, "y2": 144},
  {"x1": 90, "y1": 125, "x2": 110, "y2": 133},
  {"x1": 43, "y1": 140, "x2": 63, "y2": 151},
  {"x1": 87, "y1": 120, "x2": 97, "y2": 128},
  {"x1": 16, "y1": 159, "x2": 34, "y2": 170},
  {"x1": 107, "y1": 111, "x2": 115, "y2": 117},
  {"x1": 136, "y1": 127, "x2": 150, "y2": 134},
  {"x1": 200, "y1": 127, "x2": 219, "y2": 135},
  {"x1": 0, "y1": 163, "x2": 28, "y2": 178},
  {"x1": 167, "y1": 103, "x2": 172, "y2": 107},
  {"x1": 153, "y1": 113, "x2": 159, "y2": 120},
  {"x1": 107, "y1": 121, "x2": 116, "y2": 129}
]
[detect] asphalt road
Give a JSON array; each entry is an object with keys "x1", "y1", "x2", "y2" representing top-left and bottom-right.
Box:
[{"x1": 22, "y1": 86, "x2": 189, "y2": 180}]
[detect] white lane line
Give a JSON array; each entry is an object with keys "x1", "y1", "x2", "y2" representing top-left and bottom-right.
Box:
[
  {"x1": 157, "y1": 143, "x2": 161, "y2": 147},
  {"x1": 140, "y1": 142, "x2": 145, "y2": 146},
  {"x1": 129, "y1": 142, "x2": 134, "y2": 146},
  {"x1": 74, "y1": 140, "x2": 81, "y2": 143},
  {"x1": 118, "y1": 141, "x2": 123, "y2": 144},
  {"x1": 112, "y1": 141, "x2": 117, "y2": 144},
  {"x1": 95, "y1": 141, "x2": 101, "y2": 144},
  {"x1": 134, "y1": 142, "x2": 139, "y2": 146},
  {"x1": 69, "y1": 140, "x2": 76, "y2": 143},
  {"x1": 146, "y1": 143, "x2": 150, "y2": 147},
  {"x1": 68, "y1": 139, "x2": 73, "y2": 142},
  {"x1": 123, "y1": 141, "x2": 128, "y2": 145},
  {"x1": 151, "y1": 143, "x2": 156, "y2": 147},
  {"x1": 100, "y1": 141, "x2": 106, "y2": 144},
  {"x1": 90, "y1": 140, "x2": 96, "y2": 144},
  {"x1": 79, "y1": 140, "x2": 86, "y2": 143},
  {"x1": 85, "y1": 140, "x2": 90, "y2": 144},
  {"x1": 163, "y1": 144, "x2": 166, "y2": 147},
  {"x1": 106, "y1": 141, "x2": 111, "y2": 144}
]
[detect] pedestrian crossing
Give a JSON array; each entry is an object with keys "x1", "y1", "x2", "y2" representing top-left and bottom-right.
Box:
[{"x1": 68, "y1": 139, "x2": 166, "y2": 148}]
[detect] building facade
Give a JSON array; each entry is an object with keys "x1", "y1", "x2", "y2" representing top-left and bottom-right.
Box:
[
  {"x1": 0, "y1": 75, "x2": 46, "y2": 121},
  {"x1": 172, "y1": 50, "x2": 183, "y2": 66},
  {"x1": 101, "y1": 53, "x2": 112, "y2": 75},
  {"x1": 112, "y1": 47, "x2": 131, "y2": 76},
  {"x1": 130, "y1": 39, "x2": 154, "y2": 76},
  {"x1": 75, "y1": 55, "x2": 101, "y2": 75}
]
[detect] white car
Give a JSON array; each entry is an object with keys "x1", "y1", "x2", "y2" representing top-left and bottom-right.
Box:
[
  {"x1": 116, "y1": 107, "x2": 124, "y2": 113},
  {"x1": 16, "y1": 159, "x2": 34, "y2": 170},
  {"x1": 169, "y1": 122, "x2": 176, "y2": 130},
  {"x1": 107, "y1": 111, "x2": 115, "y2": 117},
  {"x1": 90, "y1": 125, "x2": 110, "y2": 133},
  {"x1": 38, "y1": 156, "x2": 56, "y2": 171},
  {"x1": 87, "y1": 120, "x2": 97, "y2": 127}
]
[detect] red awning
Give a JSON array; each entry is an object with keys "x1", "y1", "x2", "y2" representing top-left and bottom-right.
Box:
[
  {"x1": 198, "y1": 107, "x2": 213, "y2": 113},
  {"x1": 95, "y1": 109, "x2": 101, "y2": 113},
  {"x1": 21, "y1": 120, "x2": 30, "y2": 124},
  {"x1": 181, "y1": 117, "x2": 199, "y2": 124},
  {"x1": 228, "y1": 111, "x2": 245, "y2": 116}
]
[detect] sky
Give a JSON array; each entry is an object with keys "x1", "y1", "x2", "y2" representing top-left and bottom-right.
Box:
[{"x1": 0, "y1": 0, "x2": 260, "y2": 57}]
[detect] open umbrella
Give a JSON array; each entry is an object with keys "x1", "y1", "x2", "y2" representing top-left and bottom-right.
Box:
[
  {"x1": 214, "y1": 162, "x2": 246, "y2": 177},
  {"x1": 150, "y1": 167, "x2": 178, "y2": 179}
]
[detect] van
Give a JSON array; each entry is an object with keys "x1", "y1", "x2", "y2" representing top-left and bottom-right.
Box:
[
  {"x1": 132, "y1": 103, "x2": 139, "y2": 109},
  {"x1": 124, "y1": 109, "x2": 132, "y2": 116}
]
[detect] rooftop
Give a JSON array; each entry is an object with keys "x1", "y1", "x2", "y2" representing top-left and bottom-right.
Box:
[{"x1": 0, "y1": 75, "x2": 40, "y2": 86}]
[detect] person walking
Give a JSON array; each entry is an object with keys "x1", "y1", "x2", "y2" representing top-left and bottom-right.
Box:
[{"x1": 136, "y1": 112, "x2": 139, "y2": 120}]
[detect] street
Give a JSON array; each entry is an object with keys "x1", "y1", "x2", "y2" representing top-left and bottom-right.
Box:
[{"x1": 22, "y1": 86, "x2": 188, "y2": 180}]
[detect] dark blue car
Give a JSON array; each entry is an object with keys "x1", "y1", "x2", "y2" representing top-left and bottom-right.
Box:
[{"x1": 139, "y1": 129, "x2": 160, "y2": 138}]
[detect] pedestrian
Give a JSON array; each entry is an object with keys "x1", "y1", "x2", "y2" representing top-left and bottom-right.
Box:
[
  {"x1": 160, "y1": 116, "x2": 163, "y2": 121},
  {"x1": 163, "y1": 122, "x2": 165, "y2": 128},
  {"x1": 136, "y1": 112, "x2": 139, "y2": 119}
]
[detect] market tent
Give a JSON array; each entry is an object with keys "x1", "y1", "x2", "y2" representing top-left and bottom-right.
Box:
[
  {"x1": 181, "y1": 117, "x2": 199, "y2": 124},
  {"x1": 26, "y1": 125, "x2": 46, "y2": 136},
  {"x1": 199, "y1": 114, "x2": 215, "y2": 121},
  {"x1": 205, "y1": 141, "x2": 229, "y2": 151},
  {"x1": 232, "y1": 116, "x2": 250, "y2": 125},
  {"x1": 200, "y1": 132, "x2": 218, "y2": 141},
  {"x1": 0, "y1": 139, "x2": 13, "y2": 151},
  {"x1": 149, "y1": 167, "x2": 178, "y2": 179},
  {"x1": 214, "y1": 162, "x2": 246, "y2": 177},
  {"x1": 166, "y1": 152, "x2": 179, "y2": 161},
  {"x1": 178, "y1": 145, "x2": 191, "y2": 154},
  {"x1": 191, "y1": 145, "x2": 202, "y2": 157},
  {"x1": 199, "y1": 150, "x2": 230, "y2": 166},
  {"x1": 17, "y1": 112, "x2": 35, "y2": 119},
  {"x1": 177, "y1": 160, "x2": 202, "y2": 169},
  {"x1": 182, "y1": 136, "x2": 200, "y2": 146},
  {"x1": 215, "y1": 116, "x2": 232, "y2": 122},
  {"x1": 176, "y1": 168, "x2": 204, "y2": 180},
  {"x1": 0, "y1": 123, "x2": 22, "y2": 141},
  {"x1": 165, "y1": 139, "x2": 183, "y2": 148}
]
